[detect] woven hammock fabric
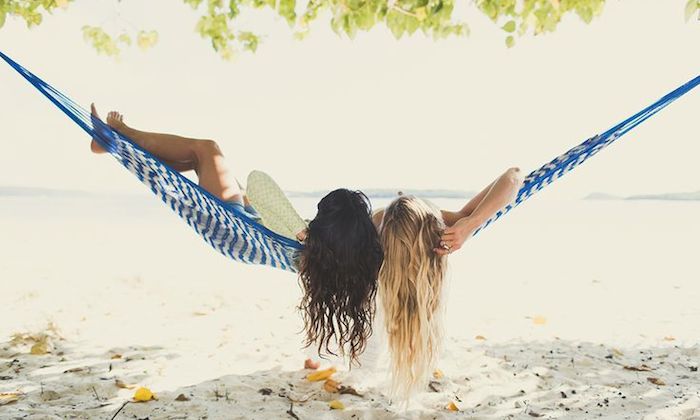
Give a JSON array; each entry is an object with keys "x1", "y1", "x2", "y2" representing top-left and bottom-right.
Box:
[{"x1": 1, "y1": 51, "x2": 698, "y2": 263}]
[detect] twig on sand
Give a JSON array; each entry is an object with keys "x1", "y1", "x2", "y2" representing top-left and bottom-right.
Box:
[
  {"x1": 428, "y1": 381, "x2": 440, "y2": 392},
  {"x1": 110, "y1": 401, "x2": 130, "y2": 420},
  {"x1": 287, "y1": 402, "x2": 300, "y2": 420},
  {"x1": 91, "y1": 386, "x2": 101, "y2": 401}
]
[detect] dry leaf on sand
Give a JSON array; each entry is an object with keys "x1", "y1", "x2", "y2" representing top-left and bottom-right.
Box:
[
  {"x1": 329, "y1": 399, "x2": 345, "y2": 409},
  {"x1": 647, "y1": 377, "x2": 666, "y2": 386},
  {"x1": 306, "y1": 367, "x2": 336, "y2": 382},
  {"x1": 30, "y1": 336, "x2": 53, "y2": 355},
  {"x1": 324, "y1": 379, "x2": 340, "y2": 393},
  {"x1": 116, "y1": 379, "x2": 136, "y2": 389},
  {"x1": 0, "y1": 392, "x2": 21, "y2": 406},
  {"x1": 63, "y1": 366, "x2": 89, "y2": 374}
]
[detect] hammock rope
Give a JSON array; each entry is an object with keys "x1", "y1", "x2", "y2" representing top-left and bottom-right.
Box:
[{"x1": 1, "y1": 51, "x2": 698, "y2": 261}]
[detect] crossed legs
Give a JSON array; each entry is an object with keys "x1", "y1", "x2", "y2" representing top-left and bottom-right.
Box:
[{"x1": 90, "y1": 104, "x2": 244, "y2": 204}]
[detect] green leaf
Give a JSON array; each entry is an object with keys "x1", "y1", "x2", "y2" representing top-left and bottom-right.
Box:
[
  {"x1": 685, "y1": 0, "x2": 698, "y2": 22},
  {"x1": 502, "y1": 20, "x2": 515, "y2": 32},
  {"x1": 228, "y1": 0, "x2": 239, "y2": 17},
  {"x1": 354, "y1": 8, "x2": 375, "y2": 30},
  {"x1": 278, "y1": 0, "x2": 296, "y2": 25},
  {"x1": 118, "y1": 33, "x2": 132, "y2": 45},
  {"x1": 184, "y1": 0, "x2": 204, "y2": 8},
  {"x1": 0, "y1": 0, "x2": 660, "y2": 58},
  {"x1": 238, "y1": 31, "x2": 259, "y2": 52},
  {"x1": 577, "y1": 6, "x2": 593, "y2": 24},
  {"x1": 505, "y1": 35, "x2": 514, "y2": 48},
  {"x1": 482, "y1": 2, "x2": 497, "y2": 21},
  {"x1": 386, "y1": 10, "x2": 405, "y2": 38}
]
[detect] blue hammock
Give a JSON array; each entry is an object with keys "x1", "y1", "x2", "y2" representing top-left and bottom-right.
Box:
[{"x1": 1, "y1": 51, "x2": 698, "y2": 270}]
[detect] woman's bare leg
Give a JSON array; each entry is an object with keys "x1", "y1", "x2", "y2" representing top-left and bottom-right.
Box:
[{"x1": 90, "y1": 104, "x2": 242, "y2": 202}]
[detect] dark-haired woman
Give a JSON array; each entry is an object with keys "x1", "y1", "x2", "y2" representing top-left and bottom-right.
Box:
[{"x1": 89, "y1": 105, "x2": 383, "y2": 368}]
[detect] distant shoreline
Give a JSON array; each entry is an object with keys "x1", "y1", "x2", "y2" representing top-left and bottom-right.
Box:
[
  {"x1": 0, "y1": 186, "x2": 475, "y2": 200},
  {"x1": 584, "y1": 190, "x2": 700, "y2": 201},
  {"x1": 2, "y1": 186, "x2": 699, "y2": 201}
]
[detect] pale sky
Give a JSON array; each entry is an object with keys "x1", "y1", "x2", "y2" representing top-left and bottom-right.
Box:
[{"x1": 0, "y1": 0, "x2": 698, "y2": 198}]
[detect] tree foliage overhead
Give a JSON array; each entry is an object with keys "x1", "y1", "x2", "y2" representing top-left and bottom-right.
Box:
[{"x1": 1, "y1": 0, "x2": 697, "y2": 58}]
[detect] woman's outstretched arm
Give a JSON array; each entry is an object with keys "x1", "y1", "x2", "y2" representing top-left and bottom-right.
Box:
[{"x1": 436, "y1": 167, "x2": 523, "y2": 255}]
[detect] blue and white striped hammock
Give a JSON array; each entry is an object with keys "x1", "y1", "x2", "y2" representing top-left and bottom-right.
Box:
[{"x1": 1, "y1": 51, "x2": 698, "y2": 272}]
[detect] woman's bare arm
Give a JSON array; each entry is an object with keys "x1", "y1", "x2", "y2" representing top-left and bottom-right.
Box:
[
  {"x1": 436, "y1": 167, "x2": 523, "y2": 255},
  {"x1": 440, "y1": 179, "x2": 497, "y2": 227}
]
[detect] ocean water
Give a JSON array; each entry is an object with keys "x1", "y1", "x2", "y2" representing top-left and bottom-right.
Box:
[{"x1": 1, "y1": 193, "x2": 699, "y2": 348}]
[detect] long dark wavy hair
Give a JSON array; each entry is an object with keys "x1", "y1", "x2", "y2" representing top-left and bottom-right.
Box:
[{"x1": 298, "y1": 189, "x2": 383, "y2": 366}]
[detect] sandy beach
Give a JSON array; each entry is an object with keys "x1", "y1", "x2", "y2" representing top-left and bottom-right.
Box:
[{"x1": 1, "y1": 195, "x2": 699, "y2": 419}]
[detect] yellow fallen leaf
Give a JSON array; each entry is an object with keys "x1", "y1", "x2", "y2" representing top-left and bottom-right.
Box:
[
  {"x1": 111, "y1": 353, "x2": 123, "y2": 359},
  {"x1": 475, "y1": 335, "x2": 487, "y2": 340},
  {"x1": 447, "y1": 401, "x2": 459, "y2": 411},
  {"x1": 532, "y1": 316, "x2": 547, "y2": 325},
  {"x1": 433, "y1": 369, "x2": 444, "y2": 379},
  {"x1": 611, "y1": 348, "x2": 624, "y2": 357},
  {"x1": 307, "y1": 367, "x2": 336, "y2": 382},
  {"x1": 329, "y1": 399, "x2": 345, "y2": 409},
  {"x1": 30, "y1": 341, "x2": 50, "y2": 355},
  {"x1": 324, "y1": 379, "x2": 340, "y2": 393},
  {"x1": 133, "y1": 387, "x2": 157, "y2": 402},
  {"x1": 664, "y1": 336, "x2": 675, "y2": 341},
  {"x1": 0, "y1": 392, "x2": 21, "y2": 406}
]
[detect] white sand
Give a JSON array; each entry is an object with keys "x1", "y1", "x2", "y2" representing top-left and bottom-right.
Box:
[{"x1": 1, "y1": 196, "x2": 699, "y2": 419}]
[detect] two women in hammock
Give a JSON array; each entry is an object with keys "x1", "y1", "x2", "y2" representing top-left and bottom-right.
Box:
[{"x1": 89, "y1": 104, "x2": 523, "y2": 398}]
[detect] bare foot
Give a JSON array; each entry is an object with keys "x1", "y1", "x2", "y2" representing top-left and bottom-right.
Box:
[
  {"x1": 304, "y1": 358, "x2": 320, "y2": 370},
  {"x1": 106, "y1": 110, "x2": 126, "y2": 131},
  {"x1": 89, "y1": 103, "x2": 127, "y2": 154}
]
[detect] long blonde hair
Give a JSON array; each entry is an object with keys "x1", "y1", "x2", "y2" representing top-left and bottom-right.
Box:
[{"x1": 378, "y1": 195, "x2": 447, "y2": 399}]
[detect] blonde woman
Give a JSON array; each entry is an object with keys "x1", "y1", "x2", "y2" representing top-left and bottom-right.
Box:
[{"x1": 373, "y1": 167, "x2": 523, "y2": 399}]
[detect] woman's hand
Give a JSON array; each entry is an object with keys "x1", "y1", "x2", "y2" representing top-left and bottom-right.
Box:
[
  {"x1": 440, "y1": 209, "x2": 466, "y2": 227},
  {"x1": 434, "y1": 216, "x2": 477, "y2": 256}
]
